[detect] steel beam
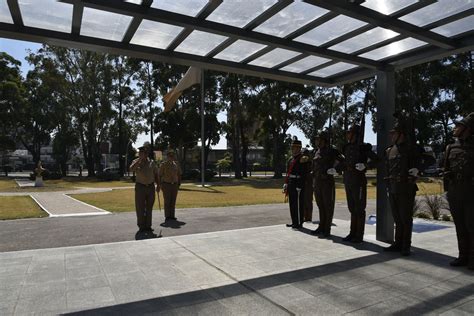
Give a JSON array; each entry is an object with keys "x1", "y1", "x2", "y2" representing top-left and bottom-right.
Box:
[
  {"x1": 304, "y1": 0, "x2": 457, "y2": 49},
  {"x1": 6, "y1": 0, "x2": 23, "y2": 26},
  {"x1": 0, "y1": 22, "x2": 332, "y2": 87},
  {"x1": 60, "y1": 0, "x2": 383, "y2": 69}
]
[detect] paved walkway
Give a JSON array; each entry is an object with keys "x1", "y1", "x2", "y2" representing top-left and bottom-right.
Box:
[
  {"x1": 1, "y1": 219, "x2": 472, "y2": 315},
  {"x1": 30, "y1": 193, "x2": 110, "y2": 217},
  {"x1": 1, "y1": 186, "x2": 112, "y2": 217},
  {"x1": 0, "y1": 202, "x2": 364, "y2": 252}
]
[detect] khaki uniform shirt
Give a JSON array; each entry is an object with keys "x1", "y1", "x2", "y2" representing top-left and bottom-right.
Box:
[
  {"x1": 131, "y1": 158, "x2": 159, "y2": 185},
  {"x1": 159, "y1": 160, "x2": 182, "y2": 184}
]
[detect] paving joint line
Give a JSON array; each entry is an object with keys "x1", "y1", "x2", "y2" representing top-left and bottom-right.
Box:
[{"x1": 171, "y1": 238, "x2": 295, "y2": 316}]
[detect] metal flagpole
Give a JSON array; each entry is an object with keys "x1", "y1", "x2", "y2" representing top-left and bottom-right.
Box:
[{"x1": 200, "y1": 69, "x2": 205, "y2": 187}]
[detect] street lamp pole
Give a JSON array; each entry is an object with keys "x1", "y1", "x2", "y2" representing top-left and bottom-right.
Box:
[{"x1": 124, "y1": 139, "x2": 132, "y2": 176}]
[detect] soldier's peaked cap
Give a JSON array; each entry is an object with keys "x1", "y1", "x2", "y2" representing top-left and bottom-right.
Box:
[
  {"x1": 315, "y1": 131, "x2": 330, "y2": 140},
  {"x1": 455, "y1": 112, "x2": 474, "y2": 130},
  {"x1": 138, "y1": 142, "x2": 151, "y2": 152},
  {"x1": 291, "y1": 136, "x2": 302, "y2": 146}
]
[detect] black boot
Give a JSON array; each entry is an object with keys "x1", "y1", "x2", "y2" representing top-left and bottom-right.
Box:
[
  {"x1": 449, "y1": 257, "x2": 468, "y2": 267},
  {"x1": 384, "y1": 244, "x2": 401, "y2": 252},
  {"x1": 342, "y1": 234, "x2": 353, "y2": 242}
]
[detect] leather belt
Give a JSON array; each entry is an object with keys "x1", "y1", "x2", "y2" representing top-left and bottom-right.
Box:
[
  {"x1": 288, "y1": 175, "x2": 301, "y2": 179},
  {"x1": 136, "y1": 182, "x2": 154, "y2": 187}
]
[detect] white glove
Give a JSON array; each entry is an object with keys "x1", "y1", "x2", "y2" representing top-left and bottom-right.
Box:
[
  {"x1": 327, "y1": 168, "x2": 337, "y2": 176},
  {"x1": 408, "y1": 168, "x2": 419, "y2": 177},
  {"x1": 355, "y1": 163, "x2": 366, "y2": 171},
  {"x1": 282, "y1": 184, "x2": 288, "y2": 193}
]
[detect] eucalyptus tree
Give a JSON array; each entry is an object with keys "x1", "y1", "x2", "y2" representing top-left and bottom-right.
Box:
[{"x1": 0, "y1": 53, "x2": 24, "y2": 174}]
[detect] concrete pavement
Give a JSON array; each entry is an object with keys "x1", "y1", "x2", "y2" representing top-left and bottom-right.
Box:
[
  {"x1": 1, "y1": 218, "x2": 472, "y2": 315},
  {"x1": 0, "y1": 202, "x2": 361, "y2": 252}
]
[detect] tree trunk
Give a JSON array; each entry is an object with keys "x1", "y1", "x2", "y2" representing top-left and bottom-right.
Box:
[
  {"x1": 272, "y1": 131, "x2": 283, "y2": 179},
  {"x1": 230, "y1": 84, "x2": 242, "y2": 179},
  {"x1": 240, "y1": 121, "x2": 248, "y2": 178}
]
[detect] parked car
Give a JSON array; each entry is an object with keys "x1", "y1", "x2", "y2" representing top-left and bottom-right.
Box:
[
  {"x1": 97, "y1": 167, "x2": 121, "y2": 181},
  {"x1": 423, "y1": 165, "x2": 441, "y2": 177},
  {"x1": 182, "y1": 168, "x2": 216, "y2": 181}
]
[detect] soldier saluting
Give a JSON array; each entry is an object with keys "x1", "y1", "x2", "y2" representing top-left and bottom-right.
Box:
[
  {"x1": 311, "y1": 131, "x2": 344, "y2": 237},
  {"x1": 341, "y1": 124, "x2": 378, "y2": 243},
  {"x1": 284, "y1": 137, "x2": 311, "y2": 229},
  {"x1": 443, "y1": 112, "x2": 474, "y2": 270},
  {"x1": 384, "y1": 116, "x2": 422, "y2": 256}
]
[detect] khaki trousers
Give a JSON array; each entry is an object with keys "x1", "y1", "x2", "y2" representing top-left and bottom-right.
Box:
[
  {"x1": 135, "y1": 183, "x2": 155, "y2": 230},
  {"x1": 162, "y1": 182, "x2": 179, "y2": 218}
]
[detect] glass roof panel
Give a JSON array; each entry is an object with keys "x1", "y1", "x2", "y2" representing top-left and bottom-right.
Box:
[
  {"x1": 248, "y1": 48, "x2": 301, "y2": 68},
  {"x1": 0, "y1": 0, "x2": 13, "y2": 24},
  {"x1": 308, "y1": 62, "x2": 358, "y2": 77},
  {"x1": 130, "y1": 20, "x2": 184, "y2": 49},
  {"x1": 280, "y1": 55, "x2": 331, "y2": 73},
  {"x1": 175, "y1": 30, "x2": 228, "y2": 56},
  {"x1": 152, "y1": 0, "x2": 208, "y2": 17},
  {"x1": 125, "y1": 0, "x2": 142, "y2": 4},
  {"x1": 360, "y1": 38, "x2": 427, "y2": 60},
  {"x1": 431, "y1": 15, "x2": 474, "y2": 37},
  {"x1": 295, "y1": 15, "x2": 367, "y2": 46},
  {"x1": 81, "y1": 8, "x2": 133, "y2": 41},
  {"x1": 329, "y1": 27, "x2": 399, "y2": 54},
  {"x1": 18, "y1": 0, "x2": 72, "y2": 33},
  {"x1": 361, "y1": 0, "x2": 419, "y2": 15},
  {"x1": 207, "y1": 0, "x2": 277, "y2": 28},
  {"x1": 214, "y1": 40, "x2": 267, "y2": 62},
  {"x1": 400, "y1": 0, "x2": 474, "y2": 27},
  {"x1": 254, "y1": 1, "x2": 328, "y2": 38}
]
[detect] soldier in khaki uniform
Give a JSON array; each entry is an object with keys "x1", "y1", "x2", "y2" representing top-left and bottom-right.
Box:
[
  {"x1": 129, "y1": 144, "x2": 160, "y2": 238},
  {"x1": 159, "y1": 150, "x2": 182, "y2": 221}
]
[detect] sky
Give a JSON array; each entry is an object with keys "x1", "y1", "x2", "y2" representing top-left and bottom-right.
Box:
[{"x1": 1, "y1": 38, "x2": 377, "y2": 149}]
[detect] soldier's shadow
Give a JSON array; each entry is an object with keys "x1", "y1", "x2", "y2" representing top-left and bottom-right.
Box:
[{"x1": 159, "y1": 220, "x2": 186, "y2": 229}]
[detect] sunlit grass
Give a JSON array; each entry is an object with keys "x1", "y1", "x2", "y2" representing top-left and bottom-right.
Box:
[
  {"x1": 72, "y1": 177, "x2": 443, "y2": 213},
  {"x1": 0, "y1": 196, "x2": 48, "y2": 220}
]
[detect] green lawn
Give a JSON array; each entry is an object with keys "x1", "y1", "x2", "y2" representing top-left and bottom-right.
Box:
[
  {"x1": 0, "y1": 177, "x2": 135, "y2": 192},
  {"x1": 0, "y1": 196, "x2": 48, "y2": 220},
  {"x1": 71, "y1": 177, "x2": 444, "y2": 213}
]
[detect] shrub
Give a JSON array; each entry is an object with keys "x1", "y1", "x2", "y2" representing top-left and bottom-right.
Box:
[
  {"x1": 423, "y1": 194, "x2": 446, "y2": 220},
  {"x1": 412, "y1": 198, "x2": 423, "y2": 215},
  {"x1": 441, "y1": 214, "x2": 452, "y2": 221},
  {"x1": 414, "y1": 212, "x2": 431, "y2": 219}
]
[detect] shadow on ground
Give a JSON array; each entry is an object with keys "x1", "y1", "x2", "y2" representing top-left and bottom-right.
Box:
[{"x1": 65, "y1": 244, "x2": 472, "y2": 316}]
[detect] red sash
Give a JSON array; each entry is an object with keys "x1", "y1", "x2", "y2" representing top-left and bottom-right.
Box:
[{"x1": 285, "y1": 154, "x2": 300, "y2": 184}]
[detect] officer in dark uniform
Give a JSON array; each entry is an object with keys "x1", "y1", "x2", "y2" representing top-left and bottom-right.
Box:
[
  {"x1": 302, "y1": 147, "x2": 314, "y2": 222},
  {"x1": 341, "y1": 125, "x2": 378, "y2": 243},
  {"x1": 384, "y1": 118, "x2": 421, "y2": 256},
  {"x1": 443, "y1": 112, "x2": 474, "y2": 269},
  {"x1": 312, "y1": 131, "x2": 344, "y2": 237},
  {"x1": 283, "y1": 137, "x2": 311, "y2": 229}
]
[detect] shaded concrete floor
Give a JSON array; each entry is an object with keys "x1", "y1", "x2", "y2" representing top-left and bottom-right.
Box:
[
  {"x1": 1, "y1": 219, "x2": 472, "y2": 315},
  {"x1": 0, "y1": 201, "x2": 364, "y2": 252}
]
